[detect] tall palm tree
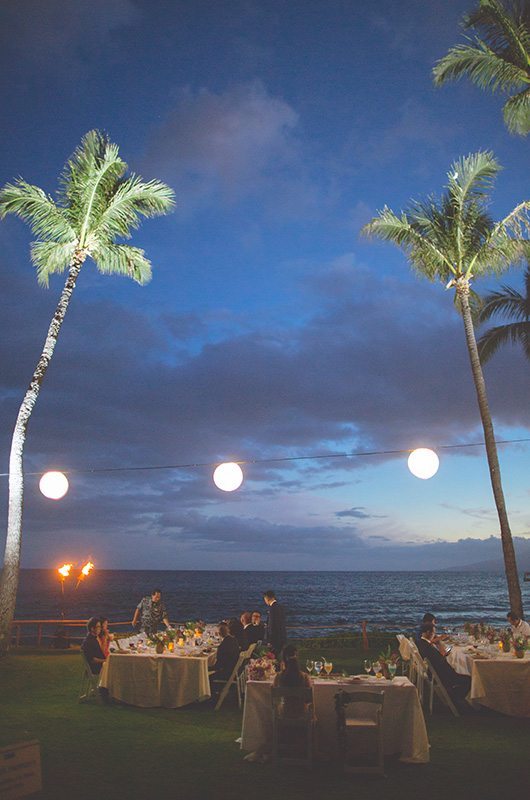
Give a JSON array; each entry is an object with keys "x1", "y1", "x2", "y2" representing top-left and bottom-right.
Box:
[
  {"x1": 0, "y1": 131, "x2": 175, "y2": 655},
  {"x1": 478, "y1": 266, "x2": 530, "y2": 360},
  {"x1": 433, "y1": 0, "x2": 530, "y2": 135},
  {"x1": 362, "y1": 151, "x2": 529, "y2": 617}
]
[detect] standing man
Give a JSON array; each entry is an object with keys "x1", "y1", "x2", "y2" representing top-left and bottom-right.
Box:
[
  {"x1": 264, "y1": 589, "x2": 287, "y2": 658},
  {"x1": 132, "y1": 588, "x2": 170, "y2": 637}
]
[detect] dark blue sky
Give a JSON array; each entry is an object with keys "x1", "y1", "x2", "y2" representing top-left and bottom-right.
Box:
[{"x1": 1, "y1": 0, "x2": 529, "y2": 570}]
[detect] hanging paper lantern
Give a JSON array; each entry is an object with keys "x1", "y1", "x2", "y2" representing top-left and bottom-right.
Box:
[
  {"x1": 213, "y1": 462, "x2": 244, "y2": 492},
  {"x1": 407, "y1": 449, "x2": 439, "y2": 480}
]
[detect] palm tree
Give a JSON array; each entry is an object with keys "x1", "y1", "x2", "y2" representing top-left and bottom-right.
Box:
[
  {"x1": 0, "y1": 131, "x2": 175, "y2": 655},
  {"x1": 362, "y1": 151, "x2": 529, "y2": 617},
  {"x1": 433, "y1": 0, "x2": 530, "y2": 135},
  {"x1": 478, "y1": 266, "x2": 530, "y2": 360}
]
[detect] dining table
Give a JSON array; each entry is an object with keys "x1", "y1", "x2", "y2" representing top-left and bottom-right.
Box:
[
  {"x1": 99, "y1": 635, "x2": 217, "y2": 708},
  {"x1": 447, "y1": 644, "x2": 530, "y2": 717},
  {"x1": 240, "y1": 675, "x2": 430, "y2": 764}
]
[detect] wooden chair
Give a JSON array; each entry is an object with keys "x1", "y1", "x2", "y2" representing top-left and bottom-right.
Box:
[
  {"x1": 78, "y1": 653, "x2": 102, "y2": 704},
  {"x1": 271, "y1": 685, "x2": 315, "y2": 768},
  {"x1": 212, "y1": 643, "x2": 256, "y2": 711},
  {"x1": 335, "y1": 690, "x2": 385, "y2": 776}
]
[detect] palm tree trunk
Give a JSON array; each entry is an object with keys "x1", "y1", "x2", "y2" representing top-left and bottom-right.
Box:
[
  {"x1": 0, "y1": 252, "x2": 86, "y2": 656},
  {"x1": 457, "y1": 279, "x2": 523, "y2": 618}
]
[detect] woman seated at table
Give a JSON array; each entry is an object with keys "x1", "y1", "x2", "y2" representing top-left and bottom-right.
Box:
[
  {"x1": 212, "y1": 623, "x2": 240, "y2": 681},
  {"x1": 98, "y1": 617, "x2": 114, "y2": 658},
  {"x1": 273, "y1": 644, "x2": 312, "y2": 718}
]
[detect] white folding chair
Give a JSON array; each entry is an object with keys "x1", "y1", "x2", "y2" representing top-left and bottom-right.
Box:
[
  {"x1": 334, "y1": 690, "x2": 385, "y2": 776},
  {"x1": 212, "y1": 643, "x2": 256, "y2": 711},
  {"x1": 78, "y1": 653, "x2": 102, "y2": 703},
  {"x1": 425, "y1": 661, "x2": 460, "y2": 718}
]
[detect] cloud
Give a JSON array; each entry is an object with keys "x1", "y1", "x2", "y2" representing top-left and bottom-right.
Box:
[{"x1": 336, "y1": 507, "x2": 386, "y2": 520}]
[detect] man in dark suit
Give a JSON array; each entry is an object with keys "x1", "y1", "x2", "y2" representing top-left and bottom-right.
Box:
[
  {"x1": 240, "y1": 611, "x2": 260, "y2": 649},
  {"x1": 251, "y1": 610, "x2": 265, "y2": 643},
  {"x1": 417, "y1": 623, "x2": 471, "y2": 711},
  {"x1": 213, "y1": 622, "x2": 240, "y2": 681},
  {"x1": 264, "y1": 589, "x2": 287, "y2": 658}
]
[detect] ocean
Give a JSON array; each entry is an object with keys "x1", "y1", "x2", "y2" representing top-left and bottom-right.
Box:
[{"x1": 14, "y1": 569, "x2": 530, "y2": 637}]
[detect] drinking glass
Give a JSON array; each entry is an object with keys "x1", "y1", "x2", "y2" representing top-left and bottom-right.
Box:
[
  {"x1": 314, "y1": 660, "x2": 323, "y2": 676},
  {"x1": 388, "y1": 662, "x2": 397, "y2": 680},
  {"x1": 372, "y1": 660, "x2": 382, "y2": 678},
  {"x1": 306, "y1": 659, "x2": 314, "y2": 674},
  {"x1": 363, "y1": 659, "x2": 372, "y2": 675},
  {"x1": 324, "y1": 660, "x2": 333, "y2": 676}
]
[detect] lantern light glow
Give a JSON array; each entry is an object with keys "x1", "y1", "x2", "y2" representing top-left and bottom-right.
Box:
[
  {"x1": 39, "y1": 471, "x2": 69, "y2": 500},
  {"x1": 57, "y1": 563, "x2": 73, "y2": 579},
  {"x1": 408, "y1": 448, "x2": 440, "y2": 480},
  {"x1": 213, "y1": 462, "x2": 244, "y2": 492}
]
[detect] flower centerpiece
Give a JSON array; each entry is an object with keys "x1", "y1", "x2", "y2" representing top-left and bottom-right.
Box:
[
  {"x1": 513, "y1": 635, "x2": 526, "y2": 659},
  {"x1": 148, "y1": 631, "x2": 169, "y2": 654},
  {"x1": 378, "y1": 645, "x2": 400, "y2": 679},
  {"x1": 247, "y1": 648, "x2": 277, "y2": 681}
]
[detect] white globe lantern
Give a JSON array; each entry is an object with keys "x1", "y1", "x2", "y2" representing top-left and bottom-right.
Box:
[
  {"x1": 213, "y1": 462, "x2": 244, "y2": 492},
  {"x1": 39, "y1": 471, "x2": 69, "y2": 500},
  {"x1": 407, "y1": 448, "x2": 439, "y2": 480}
]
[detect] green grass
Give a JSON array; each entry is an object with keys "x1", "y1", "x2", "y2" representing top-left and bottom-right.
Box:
[{"x1": 1, "y1": 640, "x2": 529, "y2": 800}]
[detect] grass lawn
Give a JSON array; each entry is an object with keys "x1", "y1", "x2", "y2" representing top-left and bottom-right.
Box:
[{"x1": 1, "y1": 637, "x2": 529, "y2": 800}]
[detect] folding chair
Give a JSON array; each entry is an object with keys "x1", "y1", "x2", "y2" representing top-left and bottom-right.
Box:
[
  {"x1": 407, "y1": 639, "x2": 434, "y2": 712},
  {"x1": 425, "y1": 661, "x2": 460, "y2": 718},
  {"x1": 78, "y1": 653, "x2": 102, "y2": 703},
  {"x1": 334, "y1": 690, "x2": 385, "y2": 776},
  {"x1": 212, "y1": 643, "x2": 256, "y2": 711},
  {"x1": 271, "y1": 686, "x2": 315, "y2": 768}
]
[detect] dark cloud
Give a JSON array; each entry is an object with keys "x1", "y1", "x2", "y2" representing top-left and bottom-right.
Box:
[{"x1": 336, "y1": 507, "x2": 385, "y2": 520}]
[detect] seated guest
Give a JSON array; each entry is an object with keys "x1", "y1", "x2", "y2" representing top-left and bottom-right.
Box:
[
  {"x1": 417, "y1": 623, "x2": 470, "y2": 711},
  {"x1": 416, "y1": 613, "x2": 448, "y2": 654},
  {"x1": 273, "y1": 644, "x2": 311, "y2": 718},
  {"x1": 213, "y1": 622, "x2": 240, "y2": 681},
  {"x1": 507, "y1": 611, "x2": 530, "y2": 638},
  {"x1": 228, "y1": 617, "x2": 245, "y2": 650},
  {"x1": 81, "y1": 617, "x2": 106, "y2": 675},
  {"x1": 98, "y1": 617, "x2": 114, "y2": 659},
  {"x1": 240, "y1": 611, "x2": 260, "y2": 648},
  {"x1": 251, "y1": 610, "x2": 265, "y2": 643}
]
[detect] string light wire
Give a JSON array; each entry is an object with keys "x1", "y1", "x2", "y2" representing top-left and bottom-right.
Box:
[{"x1": 1, "y1": 437, "x2": 529, "y2": 479}]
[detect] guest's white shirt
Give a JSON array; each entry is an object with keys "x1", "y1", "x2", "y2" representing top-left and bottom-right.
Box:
[{"x1": 511, "y1": 619, "x2": 530, "y2": 637}]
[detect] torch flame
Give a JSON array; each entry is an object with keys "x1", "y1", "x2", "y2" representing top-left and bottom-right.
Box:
[
  {"x1": 58, "y1": 563, "x2": 73, "y2": 579},
  {"x1": 81, "y1": 561, "x2": 94, "y2": 577}
]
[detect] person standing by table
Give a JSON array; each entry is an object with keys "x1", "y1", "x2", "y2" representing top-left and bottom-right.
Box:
[
  {"x1": 132, "y1": 588, "x2": 171, "y2": 637},
  {"x1": 264, "y1": 589, "x2": 287, "y2": 658}
]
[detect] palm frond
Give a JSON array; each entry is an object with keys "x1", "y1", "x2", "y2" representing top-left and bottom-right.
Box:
[
  {"x1": 91, "y1": 242, "x2": 152, "y2": 285},
  {"x1": 0, "y1": 180, "x2": 75, "y2": 241},
  {"x1": 478, "y1": 285, "x2": 527, "y2": 322},
  {"x1": 465, "y1": 0, "x2": 530, "y2": 70},
  {"x1": 96, "y1": 176, "x2": 175, "y2": 239},
  {"x1": 30, "y1": 241, "x2": 77, "y2": 287},
  {"x1": 503, "y1": 86, "x2": 530, "y2": 133},
  {"x1": 447, "y1": 151, "x2": 500, "y2": 205},
  {"x1": 433, "y1": 40, "x2": 528, "y2": 90},
  {"x1": 477, "y1": 319, "x2": 530, "y2": 361}
]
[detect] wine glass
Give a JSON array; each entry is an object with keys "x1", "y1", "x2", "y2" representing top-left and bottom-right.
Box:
[
  {"x1": 388, "y1": 662, "x2": 397, "y2": 680},
  {"x1": 372, "y1": 660, "x2": 382, "y2": 678},
  {"x1": 324, "y1": 660, "x2": 333, "y2": 677},
  {"x1": 306, "y1": 659, "x2": 314, "y2": 674},
  {"x1": 314, "y1": 660, "x2": 323, "y2": 677},
  {"x1": 363, "y1": 659, "x2": 372, "y2": 675}
]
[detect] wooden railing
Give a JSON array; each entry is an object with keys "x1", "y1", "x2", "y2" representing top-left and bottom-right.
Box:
[{"x1": 8, "y1": 619, "x2": 372, "y2": 647}]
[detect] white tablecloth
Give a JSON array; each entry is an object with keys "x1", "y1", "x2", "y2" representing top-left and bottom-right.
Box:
[
  {"x1": 99, "y1": 652, "x2": 212, "y2": 708},
  {"x1": 448, "y1": 645, "x2": 530, "y2": 717},
  {"x1": 241, "y1": 676, "x2": 429, "y2": 763}
]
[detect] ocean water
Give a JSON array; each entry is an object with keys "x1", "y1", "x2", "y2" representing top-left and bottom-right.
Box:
[{"x1": 14, "y1": 569, "x2": 530, "y2": 637}]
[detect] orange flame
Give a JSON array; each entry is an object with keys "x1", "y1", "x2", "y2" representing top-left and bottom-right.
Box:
[
  {"x1": 80, "y1": 561, "x2": 94, "y2": 577},
  {"x1": 57, "y1": 563, "x2": 73, "y2": 579}
]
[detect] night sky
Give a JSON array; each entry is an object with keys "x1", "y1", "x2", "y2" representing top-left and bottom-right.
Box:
[{"x1": 1, "y1": 0, "x2": 529, "y2": 570}]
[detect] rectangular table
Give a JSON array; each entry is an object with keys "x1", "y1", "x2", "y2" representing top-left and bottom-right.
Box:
[
  {"x1": 448, "y1": 645, "x2": 530, "y2": 717},
  {"x1": 241, "y1": 676, "x2": 429, "y2": 763},
  {"x1": 99, "y1": 651, "x2": 212, "y2": 708}
]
